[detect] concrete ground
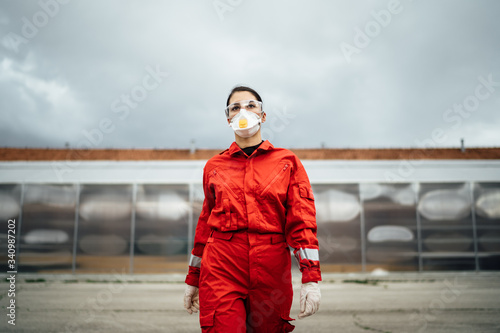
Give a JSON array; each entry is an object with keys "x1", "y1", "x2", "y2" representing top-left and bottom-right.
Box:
[{"x1": 1, "y1": 272, "x2": 500, "y2": 333}]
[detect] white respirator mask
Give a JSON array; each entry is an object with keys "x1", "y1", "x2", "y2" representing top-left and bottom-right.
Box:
[{"x1": 229, "y1": 109, "x2": 262, "y2": 138}]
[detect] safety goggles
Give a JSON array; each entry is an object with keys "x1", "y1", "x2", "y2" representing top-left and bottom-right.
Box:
[{"x1": 225, "y1": 100, "x2": 263, "y2": 119}]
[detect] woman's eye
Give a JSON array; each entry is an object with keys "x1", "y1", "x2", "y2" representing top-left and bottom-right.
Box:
[
  {"x1": 231, "y1": 106, "x2": 240, "y2": 112},
  {"x1": 247, "y1": 104, "x2": 256, "y2": 109}
]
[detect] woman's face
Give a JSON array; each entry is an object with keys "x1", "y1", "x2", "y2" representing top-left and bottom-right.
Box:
[{"x1": 227, "y1": 91, "x2": 266, "y2": 123}]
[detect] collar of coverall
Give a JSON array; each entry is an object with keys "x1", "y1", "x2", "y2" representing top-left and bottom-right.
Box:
[{"x1": 228, "y1": 140, "x2": 274, "y2": 156}]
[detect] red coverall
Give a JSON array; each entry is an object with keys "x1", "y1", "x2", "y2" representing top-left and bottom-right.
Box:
[{"x1": 185, "y1": 140, "x2": 321, "y2": 332}]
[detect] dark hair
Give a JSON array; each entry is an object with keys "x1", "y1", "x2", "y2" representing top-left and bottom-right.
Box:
[{"x1": 226, "y1": 86, "x2": 263, "y2": 106}]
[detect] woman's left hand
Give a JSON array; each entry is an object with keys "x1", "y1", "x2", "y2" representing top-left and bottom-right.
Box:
[
  {"x1": 184, "y1": 285, "x2": 200, "y2": 314},
  {"x1": 298, "y1": 282, "x2": 321, "y2": 319}
]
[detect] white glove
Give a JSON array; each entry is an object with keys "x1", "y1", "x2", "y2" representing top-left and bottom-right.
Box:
[
  {"x1": 298, "y1": 282, "x2": 321, "y2": 319},
  {"x1": 183, "y1": 285, "x2": 199, "y2": 314}
]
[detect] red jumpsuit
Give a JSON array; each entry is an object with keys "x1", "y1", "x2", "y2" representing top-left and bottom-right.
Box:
[{"x1": 185, "y1": 140, "x2": 321, "y2": 332}]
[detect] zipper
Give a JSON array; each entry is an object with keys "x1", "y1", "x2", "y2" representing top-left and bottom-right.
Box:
[
  {"x1": 213, "y1": 169, "x2": 239, "y2": 199},
  {"x1": 261, "y1": 164, "x2": 289, "y2": 196}
]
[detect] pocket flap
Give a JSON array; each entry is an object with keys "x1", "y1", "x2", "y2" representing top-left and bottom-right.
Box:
[
  {"x1": 200, "y1": 309, "x2": 215, "y2": 328},
  {"x1": 281, "y1": 313, "x2": 295, "y2": 322},
  {"x1": 280, "y1": 314, "x2": 296, "y2": 332},
  {"x1": 299, "y1": 185, "x2": 314, "y2": 200}
]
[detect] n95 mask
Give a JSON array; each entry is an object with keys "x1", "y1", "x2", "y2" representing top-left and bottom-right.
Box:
[{"x1": 229, "y1": 109, "x2": 261, "y2": 138}]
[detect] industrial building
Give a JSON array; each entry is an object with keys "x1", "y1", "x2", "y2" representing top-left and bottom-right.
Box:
[{"x1": 1, "y1": 147, "x2": 499, "y2": 274}]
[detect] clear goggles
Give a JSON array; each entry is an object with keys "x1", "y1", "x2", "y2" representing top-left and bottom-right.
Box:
[{"x1": 225, "y1": 100, "x2": 263, "y2": 119}]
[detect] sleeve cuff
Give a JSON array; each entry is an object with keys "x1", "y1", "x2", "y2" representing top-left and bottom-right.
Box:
[
  {"x1": 185, "y1": 266, "x2": 200, "y2": 287},
  {"x1": 301, "y1": 268, "x2": 322, "y2": 284}
]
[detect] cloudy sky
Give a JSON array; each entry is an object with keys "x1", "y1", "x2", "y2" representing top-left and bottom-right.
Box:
[{"x1": 0, "y1": 0, "x2": 499, "y2": 150}]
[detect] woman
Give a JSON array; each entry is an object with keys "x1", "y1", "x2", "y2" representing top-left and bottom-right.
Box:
[{"x1": 184, "y1": 86, "x2": 321, "y2": 332}]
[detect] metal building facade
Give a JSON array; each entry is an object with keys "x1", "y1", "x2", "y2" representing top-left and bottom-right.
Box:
[{"x1": 1, "y1": 159, "x2": 499, "y2": 274}]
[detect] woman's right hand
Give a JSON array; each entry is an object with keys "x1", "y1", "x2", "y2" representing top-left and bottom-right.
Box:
[{"x1": 183, "y1": 285, "x2": 200, "y2": 314}]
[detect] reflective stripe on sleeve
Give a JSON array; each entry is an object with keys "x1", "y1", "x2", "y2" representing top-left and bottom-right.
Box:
[
  {"x1": 295, "y1": 248, "x2": 320, "y2": 262},
  {"x1": 189, "y1": 254, "x2": 202, "y2": 268}
]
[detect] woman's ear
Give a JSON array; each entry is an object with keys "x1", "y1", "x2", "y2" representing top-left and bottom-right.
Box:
[{"x1": 261, "y1": 112, "x2": 266, "y2": 124}]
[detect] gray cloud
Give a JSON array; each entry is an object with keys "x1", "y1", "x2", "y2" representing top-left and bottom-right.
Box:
[{"x1": 1, "y1": 0, "x2": 499, "y2": 150}]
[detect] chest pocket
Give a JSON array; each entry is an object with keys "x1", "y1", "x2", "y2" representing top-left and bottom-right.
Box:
[
  {"x1": 209, "y1": 168, "x2": 240, "y2": 231},
  {"x1": 260, "y1": 162, "x2": 291, "y2": 202}
]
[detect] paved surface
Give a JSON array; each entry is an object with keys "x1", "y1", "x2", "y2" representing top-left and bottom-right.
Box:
[{"x1": 1, "y1": 272, "x2": 500, "y2": 333}]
